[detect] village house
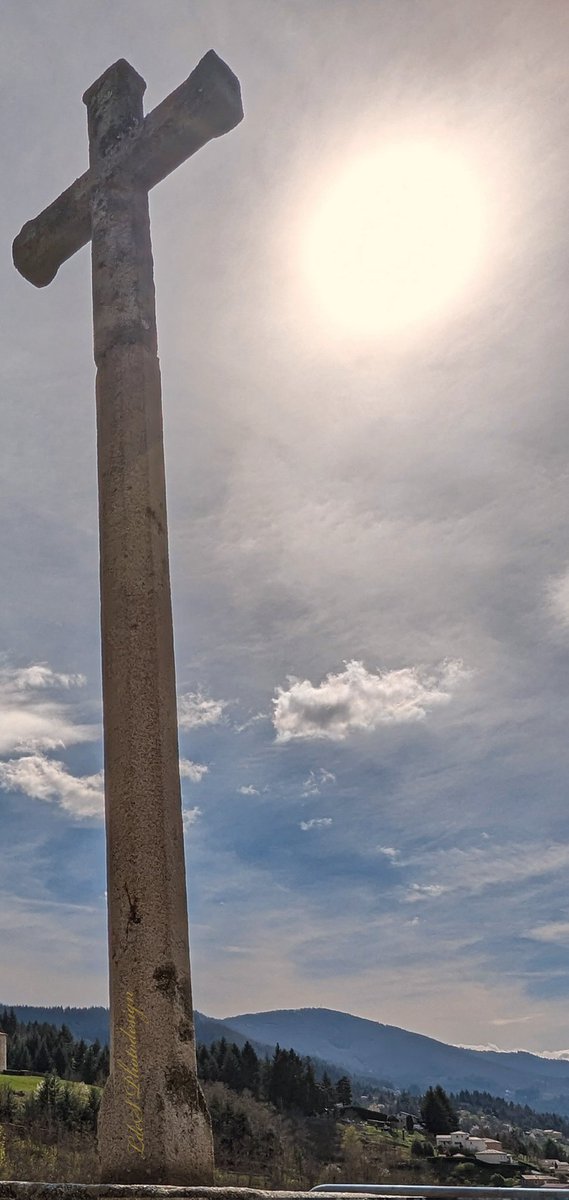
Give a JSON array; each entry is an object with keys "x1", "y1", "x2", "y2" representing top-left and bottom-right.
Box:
[
  {"x1": 542, "y1": 1160, "x2": 569, "y2": 1178},
  {"x1": 475, "y1": 1150, "x2": 512, "y2": 1165},
  {"x1": 522, "y1": 1175, "x2": 569, "y2": 1188},
  {"x1": 436, "y1": 1131, "x2": 511, "y2": 1164},
  {"x1": 436, "y1": 1132, "x2": 489, "y2": 1154}
]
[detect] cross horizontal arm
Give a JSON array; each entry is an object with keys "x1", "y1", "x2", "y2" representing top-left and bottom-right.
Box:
[{"x1": 12, "y1": 49, "x2": 243, "y2": 288}]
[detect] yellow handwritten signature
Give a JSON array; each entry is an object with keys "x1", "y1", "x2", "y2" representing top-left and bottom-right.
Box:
[{"x1": 117, "y1": 991, "x2": 148, "y2": 1156}]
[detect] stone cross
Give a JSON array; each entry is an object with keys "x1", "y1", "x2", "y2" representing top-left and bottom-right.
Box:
[{"x1": 13, "y1": 53, "x2": 243, "y2": 1185}]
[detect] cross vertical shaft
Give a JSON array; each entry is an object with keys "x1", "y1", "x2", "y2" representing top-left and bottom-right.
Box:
[
  {"x1": 84, "y1": 62, "x2": 213, "y2": 1184},
  {"x1": 13, "y1": 48, "x2": 242, "y2": 1184}
]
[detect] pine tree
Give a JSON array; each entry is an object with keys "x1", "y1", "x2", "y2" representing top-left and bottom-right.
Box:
[
  {"x1": 53, "y1": 1043, "x2": 68, "y2": 1078},
  {"x1": 241, "y1": 1041, "x2": 260, "y2": 1097},
  {"x1": 420, "y1": 1085, "x2": 457, "y2": 1135},
  {"x1": 336, "y1": 1075, "x2": 353, "y2": 1106},
  {"x1": 35, "y1": 1039, "x2": 53, "y2": 1074}
]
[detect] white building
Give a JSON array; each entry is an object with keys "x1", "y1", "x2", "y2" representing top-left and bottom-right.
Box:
[{"x1": 436, "y1": 1132, "x2": 489, "y2": 1154}]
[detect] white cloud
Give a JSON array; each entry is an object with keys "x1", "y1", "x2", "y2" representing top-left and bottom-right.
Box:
[
  {"x1": 406, "y1": 882, "x2": 447, "y2": 901},
  {"x1": 273, "y1": 658, "x2": 468, "y2": 742},
  {"x1": 235, "y1": 712, "x2": 268, "y2": 733},
  {"x1": 299, "y1": 817, "x2": 333, "y2": 830},
  {"x1": 491, "y1": 1014, "x2": 542, "y2": 1027},
  {"x1": 404, "y1": 842, "x2": 569, "y2": 904},
  {"x1": 0, "y1": 661, "x2": 95, "y2": 755},
  {"x1": 238, "y1": 784, "x2": 259, "y2": 795},
  {"x1": 182, "y1": 806, "x2": 202, "y2": 831},
  {"x1": 0, "y1": 664, "x2": 86, "y2": 692},
  {"x1": 179, "y1": 757, "x2": 208, "y2": 783},
  {"x1": 378, "y1": 845, "x2": 400, "y2": 861},
  {"x1": 319, "y1": 768, "x2": 336, "y2": 784},
  {"x1": 547, "y1": 567, "x2": 569, "y2": 627},
  {"x1": 455, "y1": 1042, "x2": 503, "y2": 1052},
  {"x1": 178, "y1": 690, "x2": 227, "y2": 729},
  {"x1": 301, "y1": 767, "x2": 336, "y2": 796},
  {"x1": 527, "y1": 920, "x2": 569, "y2": 944},
  {"x1": 0, "y1": 753, "x2": 104, "y2": 819}
]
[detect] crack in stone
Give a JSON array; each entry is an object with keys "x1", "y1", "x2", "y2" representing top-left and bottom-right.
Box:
[{"x1": 124, "y1": 881, "x2": 142, "y2": 946}]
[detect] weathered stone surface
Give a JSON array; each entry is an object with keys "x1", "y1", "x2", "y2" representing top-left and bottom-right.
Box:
[
  {"x1": 12, "y1": 50, "x2": 243, "y2": 288},
  {"x1": 82, "y1": 62, "x2": 213, "y2": 1185},
  {"x1": 12, "y1": 50, "x2": 242, "y2": 1185}
]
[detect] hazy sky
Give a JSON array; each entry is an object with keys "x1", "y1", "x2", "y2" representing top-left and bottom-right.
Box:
[{"x1": 3, "y1": 0, "x2": 569, "y2": 1053}]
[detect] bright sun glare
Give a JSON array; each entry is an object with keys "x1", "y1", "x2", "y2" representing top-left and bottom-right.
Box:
[{"x1": 301, "y1": 141, "x2": 487, "y2": 339}]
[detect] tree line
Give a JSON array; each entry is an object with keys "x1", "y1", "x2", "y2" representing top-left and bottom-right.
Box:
[
  {"x1": 1, "y1": 1007, "x2": 352, "y2": 1117},
  {"x1": 198, "y1": 1038, "x2": 353, "y2": 1115},
  {"x1": 0, "y1": 1008, "x2": 108, "y2": 1086},
  {"x1": 454, "y1": 1088, "x2": 569, "y2": 1139}
]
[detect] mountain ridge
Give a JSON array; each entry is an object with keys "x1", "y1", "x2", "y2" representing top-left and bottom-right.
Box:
[{"x1": 4, "y1": 1001, "x2": 569, "y2": 1113}]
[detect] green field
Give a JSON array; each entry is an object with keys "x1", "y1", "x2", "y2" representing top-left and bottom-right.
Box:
[{"x1": 0, "y1": 1073, "x2": 43, "y2": 1094}]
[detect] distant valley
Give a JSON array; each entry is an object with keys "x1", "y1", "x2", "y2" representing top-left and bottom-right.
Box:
[{"x1": 4, "y1": 1002, "x2": 569, "y2": 1115}]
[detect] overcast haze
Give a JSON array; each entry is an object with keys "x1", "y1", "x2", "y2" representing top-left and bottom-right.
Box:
[{"x1": 2, "y1": 0, "x2": 569, "y2": 1053}]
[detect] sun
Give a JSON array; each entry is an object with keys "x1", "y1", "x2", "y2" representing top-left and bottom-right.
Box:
[{"x1": 301, "y1": 141, "x2": 487, "y2": 339}]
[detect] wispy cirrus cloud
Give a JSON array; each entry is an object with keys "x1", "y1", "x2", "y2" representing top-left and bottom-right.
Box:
[
  {"x1": 300, "y1": 817, "x2": 333, "y2": 831},
  {"x1": 527, "y1": 921, "x2": 569, "y2": 944},
  {"x1": 403, "y1": 843, "x2": 569, "y2": 904},
  {"x1": 238, "y1": 784, "x2": 259, "y2": 795},
  {"x1": 301, "y1": 767, "x2": 336, "y2": 796},
  {"x1": 273, "y1": 659, "x2": 469, "y2": 742},
  {"x1": 546, "y1": 567, "x2": 569, "y2": 628},
  {"x1": 178, "y1": 690, "x2": 228, "y2": 730}
]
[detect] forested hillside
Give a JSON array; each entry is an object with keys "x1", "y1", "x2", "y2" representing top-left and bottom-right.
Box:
[
  {"x1": 6, "y1": 1002, "x2": 569, "y2": 1113},
  {"x1": 0, "y1": 1009, "x2": 108, "y2": 1085}
]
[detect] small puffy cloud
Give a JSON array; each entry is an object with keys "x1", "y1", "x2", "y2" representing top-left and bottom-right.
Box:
[
  {"x1": 302, "y1": 767, "x2": 336, "y2": 796},
  {"x1": 300, "y1": 817, "x2": 333, "y2": 831},
  {"x1": 182, "y1": 806, "x2": 201, "y2": 831},
  {"x1": 547, "y1": 568, "x2": 569, "y2": 627},
  {"x1": 179, "y1": 758, "x2": 208, "y2": 783},
  {"x1": 238, "y1": 785, "x2": 259, "y2": 795},
  {"x1": 378, "y1": 845, "x2": 400, "y2": 861},
  {"x1": 0, "y1": 753, "x2": 104, "y2": 819},
  {"x1": 273, "y1": 658, "x2": 468, "y2": 742},
  {"x1": 178, "y1": 690, "x2": 227, "y2": 730},
  {"x1": 0, "y1": 661, "x2": 95, "y2": 755},
  {"x1": 406, "y1": 882, "x2": 447, "y2": 902}
]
